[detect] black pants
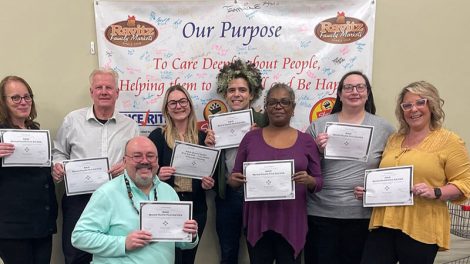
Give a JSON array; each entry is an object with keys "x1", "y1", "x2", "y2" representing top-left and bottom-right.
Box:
[
  {"x1": 0, "y1": 235, "x2": 52, "y2": 264},
  {"x1": 62, "y1": 194, "x2": 92, "y2": 264},
  {"x1": 175, "y1": 192, "x2": 207, "y2": 264},
  {"x1": 304, "y1": 216, "x2": 370, "y2": 264},
  {"x1": 247, "y1": 230, "x2": 301, "y2": 264},
  {"x1": 360, "y1": 227, "x2": 438, "y2": 264},
  {"x1": 215, "y1": 186, "x2": 244, "y2": 264}
]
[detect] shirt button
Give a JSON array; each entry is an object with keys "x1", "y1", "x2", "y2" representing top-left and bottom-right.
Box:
[
  {"x1": 44, "y1": 184, "x2": 49, "y2": 189},
  {"x1": 45, "y1": 206, "x2": 50, "y2": 211}
]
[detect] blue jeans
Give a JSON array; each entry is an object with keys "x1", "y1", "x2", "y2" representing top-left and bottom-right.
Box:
[{"x1": 215, "y1": 186, "x2": 244, "y2": 264}]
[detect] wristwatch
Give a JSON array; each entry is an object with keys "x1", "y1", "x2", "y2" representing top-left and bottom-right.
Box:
[{"x1": 434, "y1": 187, "x2": 442, "y2": 199}]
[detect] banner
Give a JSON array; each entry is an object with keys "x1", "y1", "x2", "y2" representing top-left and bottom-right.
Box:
[{"x1": 94, "y1": 0, "x2": 376, "y2": 134}]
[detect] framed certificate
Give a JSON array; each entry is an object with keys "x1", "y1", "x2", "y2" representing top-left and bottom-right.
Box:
[
  {"x1": 1, "y1": 129, "x2": 51, "y2": 167},
  {"x1": 170, "y1": 141, "x2": 221, "y2": 179},
  {"x1": 363, "y1": 165, "x2": 414, "y2": 207},
  {"x1": 208, "y1": 109, "x2": 253, "y2": 149},
  {"x1": 140, "y1": 201, "x2": 193, "y2": 242},
  {"x1": 63, "y1": 157, "x2": 111, "y2": 196},
  {"x1": 324, "y1": 122, "x2": 374, "y2": 162},
  {"x1": 243, "y1": 160, "x2": 295, "y2": 201}
]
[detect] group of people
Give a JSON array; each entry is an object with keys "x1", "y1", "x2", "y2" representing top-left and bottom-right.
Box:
[{"x1": 0, "y1": 59, "x2": 469, "y2": 264}]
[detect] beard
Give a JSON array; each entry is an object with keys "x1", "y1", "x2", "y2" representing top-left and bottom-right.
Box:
[{"x1": 133, "y1": 163, "x2": 155, "y2": 188}]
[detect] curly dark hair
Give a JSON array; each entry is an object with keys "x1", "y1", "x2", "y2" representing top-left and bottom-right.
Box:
[{"x1": 216, "y1": 59, "x2": 263, "y2": 101}]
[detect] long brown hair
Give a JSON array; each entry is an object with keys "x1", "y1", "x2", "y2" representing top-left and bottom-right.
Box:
[
  {"x1": 0, "y1": 76, "x2": 39, "y2": 128},
  {"x1": 161, "y1": 85, "x2": 198, "y2": 148}
]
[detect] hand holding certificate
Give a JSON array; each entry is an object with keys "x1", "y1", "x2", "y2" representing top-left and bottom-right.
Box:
[
  {"x1": 243, "y1": 160, "x2": 295, "y2": 201},
  {"x1": 170, "y1": 141, "x2": 220, "y2": 179},
  {"x1": 209, "y1": 109, "x2": 253, "y2": 149},
  {"x1": 140, "y1": 201, "x2": 193, "y2": 242},
  {"x1": 1, "y1": 129, "x2": 51, "y2": 167},
  {"x1": 363, "y1": 166, "x2": 413, "y2": 207},
  {"x1": 63, "y1": 157, "x2": 111, "y2": 196},
  {"x1": 324, "y1": 122, "x2": 374, "y2": 162}
]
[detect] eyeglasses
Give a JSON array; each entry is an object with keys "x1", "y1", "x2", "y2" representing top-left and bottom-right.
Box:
[
  {"x1": 167, "y1": 98, "x2": 189, "y2": 109},
  {"x1": 266, "y1": 98, "x2": 293, "y2": 108},
  {"x1": 125, "y1": 153, "x2": 157, "y2": 163},
  {"x1": 343, "y1": 84, "x2": 367, "y2": 93},
  {"x1": 4, "y1": 94, "x2": 33, "y2": 104},
  {"x1": 400, "y1": 98, "x2": 428, "y2": 111}
]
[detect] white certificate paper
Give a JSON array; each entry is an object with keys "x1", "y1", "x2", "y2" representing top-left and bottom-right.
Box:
[
  {"x1": 363, "y1": 166, "x2": 413, "y2": 207},
  {"x1": 140, "y1": 201, "x2": 193, "y2": 242},
  {"x1": 324, "y1": 122, "x2": 374, "y2": 162},
  {"x1": 1, "y1": 129, "x2": 51, "y2": 167},
  {"x1": 170, "y1": 141, "x2": 221, "y2": 179},
  {"x1": 209, "y1": 109, "x2": 254, "y2": 149},
  {"x1": 63, "y1": 157, "x2": 111, "y2": 196},
  {"x1": 243, "y1": 160, "x2": 295, "y2": 201}
]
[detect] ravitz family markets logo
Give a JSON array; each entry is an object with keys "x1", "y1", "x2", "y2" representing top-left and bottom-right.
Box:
[
  {"x1": 105, "y1": 16, "x2": 158, "y2": 47},
  {"x1": 315, "y1": 12, "x2": 368, "y2": 44}
]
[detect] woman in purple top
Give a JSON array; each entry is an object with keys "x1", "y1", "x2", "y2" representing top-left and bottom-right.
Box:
[{"x1": 228, "y1": 83, "x2": 323, "y2": 264}]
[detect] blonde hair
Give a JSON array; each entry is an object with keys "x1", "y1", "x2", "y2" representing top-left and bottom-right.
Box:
[
  {"x1": 89, "y1": 68, "x2": 119, "y2": 89},
  {"x1": 395, "y1": 81, "x2": 445, "y2": 134},
  {"x1": 161, "y1": 85, "x2": 199, "y2": 147}
]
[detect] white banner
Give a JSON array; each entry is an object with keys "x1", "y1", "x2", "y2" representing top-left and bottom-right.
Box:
[{"x1": 94, "y1": 0, "x2": 375, "y2": 134}]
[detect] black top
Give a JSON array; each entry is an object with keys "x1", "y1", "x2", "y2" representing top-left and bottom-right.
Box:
[
  {"x1": 148, "y1": 127, "x2": 207, "y2": 213},
  {"x1": 0, "y1": 123, "x2": 58, "y2": 239}
]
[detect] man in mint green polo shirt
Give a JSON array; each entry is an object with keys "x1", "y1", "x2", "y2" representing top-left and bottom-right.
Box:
[{"x1": 72, "y1": 136, "x2": 198, "y2": 263}]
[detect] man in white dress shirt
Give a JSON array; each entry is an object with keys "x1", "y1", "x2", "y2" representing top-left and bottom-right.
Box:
[{"x1": 52, "y1": 68, "x2": 139, "y2": 264}]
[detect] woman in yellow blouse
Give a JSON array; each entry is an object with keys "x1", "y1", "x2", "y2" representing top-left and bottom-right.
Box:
[{"x1": 358, "y1": 81, "x2": 470, "y2": 264}]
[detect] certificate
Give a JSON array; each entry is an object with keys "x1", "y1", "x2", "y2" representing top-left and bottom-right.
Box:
[
  {"x1": 324, "y1": 122, "x2": 374, "y2": 162},
  {"x1": 63, "y1": 157, "x2": 111, "y2": 196},
  {"x1": 243, "y1": 160, "x2": 295, "y2": 201},
  {"x1": 170, "y1": 141, "x2": 221, "y2": 179},
  {"x1": 1, "y1": 129, "x2": 51, "y2": 167},
  {"x1": 209, "y1": 109, "x2": 253, "y2": 149},
  {"x1": 363, "y1": 165, "x2": 413, "y2": 207},
  {"x1": 140, "y1": 201, "x2": 193, "y2": 242}
]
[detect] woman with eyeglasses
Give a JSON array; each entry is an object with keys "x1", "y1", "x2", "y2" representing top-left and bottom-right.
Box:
[
  {"x1": 148, "y1": 85, "x2": 214, "y2": 264},
  {"x1": 304, "y1": 71, "x2": 395, "y2": 264},
  {"x1": 228, "y1": 83, "x2": 323, "y2": 264},
  {"x1": 0, "y1": 76, "x2": 57, "y2": 263},
  {"x1": 358, "y1": 81, "x2": 470, "y2": 264}
]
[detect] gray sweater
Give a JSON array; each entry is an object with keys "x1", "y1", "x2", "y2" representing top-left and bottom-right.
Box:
[{"x1": 306, "y1": 112, "x2": 394, "y2": 219}]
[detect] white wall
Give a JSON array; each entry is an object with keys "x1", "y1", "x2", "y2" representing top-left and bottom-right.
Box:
[{"x1": 1, "y1": 1, "x2": 469, "y2": 263}]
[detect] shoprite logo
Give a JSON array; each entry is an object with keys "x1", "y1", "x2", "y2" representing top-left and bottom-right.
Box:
[
  {"x1": 314, "y1": 12, "x2": 368, "y2": 44},
  {"x1": 105, "y1": 16, "x2": 158, "y2": 47}
]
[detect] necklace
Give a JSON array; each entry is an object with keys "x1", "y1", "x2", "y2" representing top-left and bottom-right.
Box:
[{"x1": 124, "y1": 176, "x2": 157, "y2": 215}]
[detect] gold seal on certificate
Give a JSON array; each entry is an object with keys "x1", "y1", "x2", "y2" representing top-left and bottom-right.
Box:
[
  {"x1": 63, "y1": 157, "x2": 111, "y2": 196},
  {"x1": 243, "y1": 160, "x2": 295, "y2": 201},
  {"x1": 170, "y1": 141, "x2": 221, "y2": 179},
  {"x1": 208, "y1": 109, "x2": 254, "y2": 149},
  {"x1": 140, "y1": 201, "x2": 193, "y2": 242},
  {"x1": 0, "y1": 129, "x2": 51, "y2": 167},
  {"x1": 363, "y1": 165, "x2": 414, "y2": 207},
  {"x1": 324, "y1": 122, "x2": 374, "y2": 162}
]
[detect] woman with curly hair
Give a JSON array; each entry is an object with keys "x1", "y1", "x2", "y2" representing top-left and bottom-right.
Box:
[{"x1": 205, "y1": 58, "x2": 267, "y2": 264}]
